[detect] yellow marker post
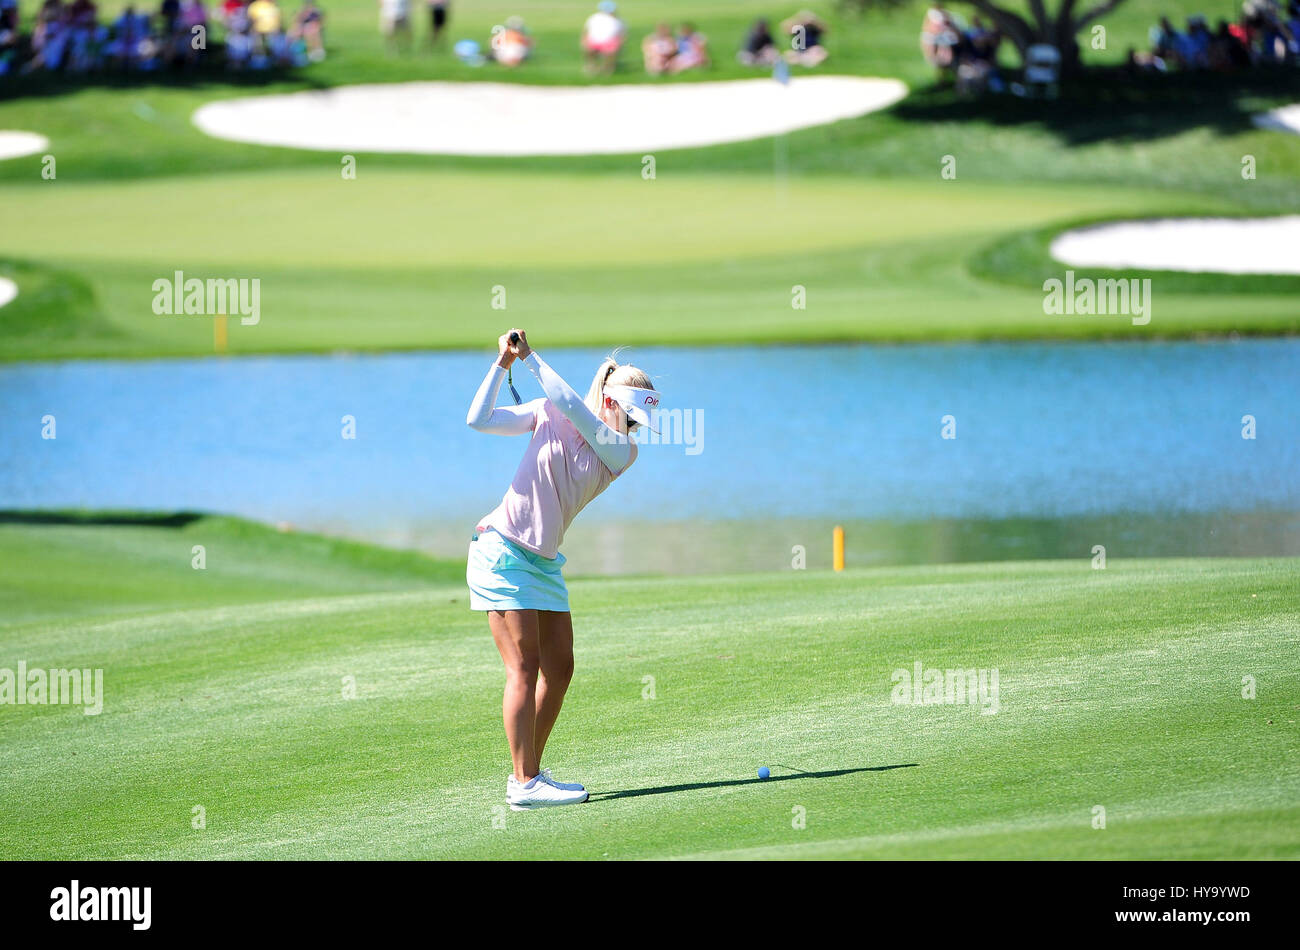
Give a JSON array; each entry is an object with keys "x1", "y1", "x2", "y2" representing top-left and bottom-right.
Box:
[
  {"x1": 214, "y1": 314, "x2": 228, "y2": 354},
  {"x1": 833, "y1": 525, "x2": 845, "y2": 572}
]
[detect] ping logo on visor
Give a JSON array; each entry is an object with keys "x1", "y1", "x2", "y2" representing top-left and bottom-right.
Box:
[{"x1": 604, "y1": 384, "x2": 662, "y2": 431}]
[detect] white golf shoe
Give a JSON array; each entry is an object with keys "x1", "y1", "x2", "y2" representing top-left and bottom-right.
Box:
[
  {"x1": 539, "y1": 768, "x2": 585, "y2": 792},
  {"x1": 507, "y1": 773, "x2": 589, "y2": 811}
]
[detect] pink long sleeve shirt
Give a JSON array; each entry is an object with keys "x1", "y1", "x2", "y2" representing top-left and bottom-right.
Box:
[{"x1": 467, "y1": 353, "x2": 637, "y2": 559}]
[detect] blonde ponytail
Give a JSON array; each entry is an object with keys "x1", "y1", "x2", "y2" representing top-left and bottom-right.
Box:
[
  {"x1": 585, "y1": 357, "x2": 620, "y2": 414},
  {"x1": 585, "y1": 350, "x2": 655, "y2": 415}
]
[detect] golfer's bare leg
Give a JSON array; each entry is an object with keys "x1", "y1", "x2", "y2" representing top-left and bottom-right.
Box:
[
  {"x1": 488, "y1": 609, "x2": 540, "y2": 781},
  {"x1": 534, "y1": 610, "x2": 575, "y2": 764}
]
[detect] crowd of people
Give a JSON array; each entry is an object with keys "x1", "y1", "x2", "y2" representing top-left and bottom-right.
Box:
[
  {"x1": 737, "y1": 11, "x2": 829, "y2": 68},
  {"x1": 916, "y1": 0, "x2": 1300, "y2": 95},
  {"x1": 447, "y1": 4, "x2": 831, "y2": 76},
  {"x1": 0, "y1": 0, "x2": 325, "y2": 76},
  {"x1": 920, "y1": 6, "x2": 1004, "y2": 92},
  {"x1": 640, "y1": 21, "x2": 708, "y2": 74},
  {"x1": 0, "y1": 1, "x2": 841, "y2": 79},
  {"x1": 638, "y1": 7, "x2": 832, "y2": 74},
  {"x1": 1132, "y1": 1, "x2": 1300, "y2": 72},
  {"x1": 10, "y1": 1, "x2": 1300, "y2": 83}
]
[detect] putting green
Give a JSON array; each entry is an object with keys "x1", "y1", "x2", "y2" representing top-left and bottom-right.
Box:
[
  {"x1": 2, "y1": 170, "x2": 1154, "y2": 268},
  {"x1": 7, "y1": 168, "x2": 1297, "y2": 360},
  {"x1": 0, "y1": 516, "x2": 1296, "y2": 859}
]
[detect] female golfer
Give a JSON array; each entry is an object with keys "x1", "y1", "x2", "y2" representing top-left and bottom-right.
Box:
[{"x1": 466, "y1": 328, "x2": 659, "y2": 810}]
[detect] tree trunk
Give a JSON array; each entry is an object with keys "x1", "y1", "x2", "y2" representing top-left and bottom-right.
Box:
[{"x1": 962, "y1": 0, "x2": 1118, "y2": 74}]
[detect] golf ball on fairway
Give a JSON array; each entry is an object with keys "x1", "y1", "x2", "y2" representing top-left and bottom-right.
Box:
[{"x1": 758, "y1": 766, "x2": 770, "y2": 779}]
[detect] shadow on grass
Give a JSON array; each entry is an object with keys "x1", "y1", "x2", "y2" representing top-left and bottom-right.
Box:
[
  {"x1": 894, "y1": 66, "x2": 1300, "y2": 146},
  {"x1": 0, "y1": 509, "x2": 206, "y2": 528},
  {"x1": 588, "y1": 764, "x2": 917, "y2": 803},
  {"x1": 0, "y1": 50, "x2": 330, "y2": 104}
]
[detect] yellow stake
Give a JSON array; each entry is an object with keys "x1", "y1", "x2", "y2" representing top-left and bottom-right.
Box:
[
  {"x1": 833, "y1": 525, "x2": 845, "y2": 572},
  {"x1": 214, "y1": 313, "x2": 228, "y2": 354}
]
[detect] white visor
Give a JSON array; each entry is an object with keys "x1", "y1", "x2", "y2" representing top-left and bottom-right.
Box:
[{"x1": 604, "y1": 384, "x2": 661, "y2": 431}]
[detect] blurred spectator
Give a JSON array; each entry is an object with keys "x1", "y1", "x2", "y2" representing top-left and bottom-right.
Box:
[
  {"x1": 920, "y1": 6, "x2": 960, "y2": 73},
  {"x1": 157, "y1": 0, "x2": 179, "y2": 64},
  {"x1": 581, "y1": 0, "x2": 624, "y2": 75},
  {"x1": 32, "y1": 0, "x2": 63, "y2": 54},
  {"x1": 105, "y1": 4, "x2": 151, "y2": 69},
  {"x1": 1180, "y1": 15, "x2": 1212, "y2": 68},
  {"x1": 424, "y1": 0, "x2": 447, "y2": 50},
  {"x1": 1228, "y1": 15, "x2": 1250, "y2": 48},
  {"x1": 1249, "y1": 0, "x2": 1292, "y2": 61},
  {"x1": 177, "y1": 0, "x2": 207, "y2": 65},
  {"x1": 1209, "y1": 18, "x2": 1251, "y2": 69},
  {"x1": 268, "y1": 21, "x2": 292, "y2": 62},
  {"x1": 738, "y1": 17, "x2": 778, "y2": 66},
  {"x1": 291, "y1": 0, "x2": 324, "y2": 61},
  {"x1": 159, "y1": 0, "x2": 179, "y2": 37},
  {"x1": 1148, "y1": 16, "x2": 1181, "y2": 65},
  {"x1": 377, "y1": 0, "x2": 409, "y2": 52},
  {"x1": 782, "y1": 9, "x2": 827, "y2": 66},
  {"x1": 668, "y1": 21, "x2": 708, "y2": 73},
  {"x1": 25, "y1": 0, "x2": 73, "y2": 71},
  {"x1": 248, "y1": 0, "x2": 279, "y2": 49},
  {"x1": 955, "y1": 15, "x2": 1003, "y2": 93},
  {"x1": 492, "y1": 14, "x2": 530, "y2": 67},
  {"x1": 966, "y1": 16, "x2": 998, "y2": 59},
  {"x1": 0, "y1": 0, "x2": 18, "y2": 75},
  {"x1": 225, "y1": 1, "x2": 255, "y2": 67},
  {"x1": 642, "y1": 21, "x2": 674, "y2": 74},
  {"x1": 65, "y1": 0, "x2": 101, "y2": 72}
]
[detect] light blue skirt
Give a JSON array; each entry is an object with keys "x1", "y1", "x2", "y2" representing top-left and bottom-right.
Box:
[{"x1": 466, "y1": 529, "x2": 570, "y2": 612}]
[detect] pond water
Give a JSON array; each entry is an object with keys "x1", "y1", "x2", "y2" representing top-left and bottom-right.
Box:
[{"x1": 2, "y1": 339, "x2": 1297, "y2": 574}]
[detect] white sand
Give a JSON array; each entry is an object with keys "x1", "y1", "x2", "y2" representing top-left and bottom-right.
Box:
[
  {"x1": 1253, "y1": 103, "x2": 1300, "y2": 135},
  {"x1": 192, "y1": 76, "x2": 908, "y2": 156},
  {"x1": 1050, "y1": 216, "x2": 1300, "y2": 275},
  {"x1": 0, "y1": 131, "x2": 49, "y2": 160},
  {"x1": 0, "y1": 278, "x2": 17, "y2": 308}
]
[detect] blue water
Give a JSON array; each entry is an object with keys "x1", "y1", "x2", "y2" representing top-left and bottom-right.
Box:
[{"x1": 1, "y1": 339, "x2": 1297, "y2": 552}]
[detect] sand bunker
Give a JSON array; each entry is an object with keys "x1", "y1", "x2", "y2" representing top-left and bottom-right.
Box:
[
  {"x1": 1050, "y1": 216, "x2": 1300, "y2": 275},
  {"x1": 192, "y1": 77, "x2": 908, "y2": 156},
  {"x1": 1253, "y1": 104, "x2": 1300, "y2": 135},
  {"x1": 0, "y1": 131, "x2": 49, "y2": 160},
  {"x1": 0, "y1": 278, "x2": 17, "y2": 308}
]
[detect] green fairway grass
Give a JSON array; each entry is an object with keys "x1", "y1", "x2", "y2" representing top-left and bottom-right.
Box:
[
  {"x1": 2, "y1": 1, "x2": 1299, "y2": 358},
  {"x1": 1, "y1": 516, "x2": 1296, "y2": 859}
]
